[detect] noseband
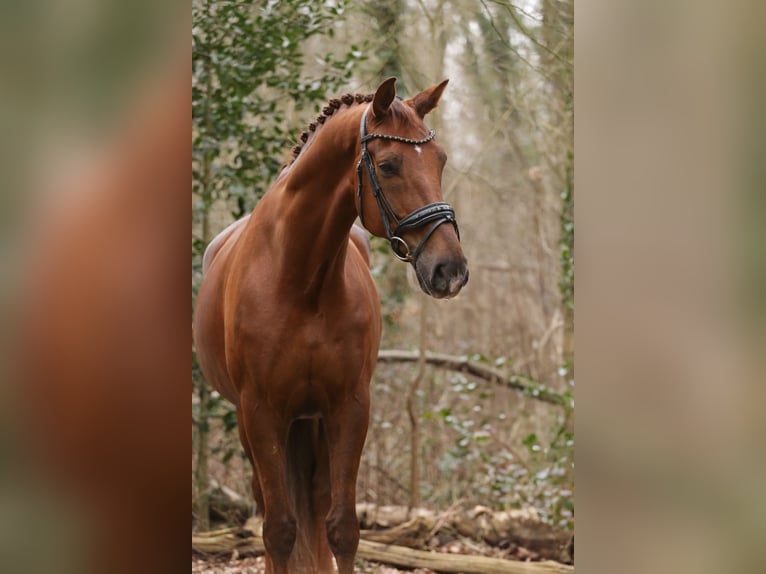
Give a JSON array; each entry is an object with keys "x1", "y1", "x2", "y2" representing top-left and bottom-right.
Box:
[{"x1": 356, "y1": 104, "x2": 460, "y2": 263}]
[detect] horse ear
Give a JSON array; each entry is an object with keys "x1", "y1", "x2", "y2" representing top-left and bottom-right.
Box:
[
  {"x1": 406, "y1": 79, "x2": 449, "y2": 118},
  {"x1": 372, "y1": 77, "x2": 397, "y2": 119}
]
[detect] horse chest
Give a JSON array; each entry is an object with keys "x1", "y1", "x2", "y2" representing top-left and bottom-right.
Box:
[
  {"x1": 246, "y1": 313, "x2": 371, "y2": 418},
  {"x1": 246, "y1": 304, "x2": 371, "y2": 376},
  {"x1": 297, "y1": 310, "x2": 369, "y2": 368}
]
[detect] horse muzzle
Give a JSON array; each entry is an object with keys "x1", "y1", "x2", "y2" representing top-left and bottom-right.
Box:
[{"x1": 416, "y1": 255, "x2": 469, "y2": 299}]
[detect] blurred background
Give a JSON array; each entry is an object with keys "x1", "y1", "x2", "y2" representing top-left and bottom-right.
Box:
[{"x1": 190, "y1": 0, "x2": 575, "y2": 545}]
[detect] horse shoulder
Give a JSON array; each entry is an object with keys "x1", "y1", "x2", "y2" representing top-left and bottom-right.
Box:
[{"x1": 344, "y1": 233, "x2": 382, "y2": 346}]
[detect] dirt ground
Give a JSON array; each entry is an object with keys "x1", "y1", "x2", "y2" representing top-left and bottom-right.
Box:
[{"x1": 191, "y1": 555, "x2": 435, "y2": 574}]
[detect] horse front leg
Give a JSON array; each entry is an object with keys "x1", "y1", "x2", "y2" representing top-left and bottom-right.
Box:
[
  {"x1": 238, "y1": 416, "x2": 271, "y2": 571},
  {"x1": 239, "y1": 401, "x2": 294, "y2": 574},
  {"x1": 312, "y1": 419, "x2": 335, "y2": 573},
  {"x1": 323, "y1": 390, "x2": 370, "y2": 574},
  {"x1": 236, "y1": 406, "x2": 265, "y2": 516}
]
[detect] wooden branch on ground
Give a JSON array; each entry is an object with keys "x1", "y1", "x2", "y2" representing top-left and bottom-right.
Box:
[
  {"x1": 192, "y1": 518, "x2": 574, "y2": 574},
  {"x1": 203, "y1": 497, "x2": 572, "y2": 561},
  {"x1": 358, "y1": 538, "x2": 572, "y2": 574},
  {"x1": 360, "y1": 515, "x2": 433, "y2": 549},
  {"x1": 357, "y1": 504, "x2": 572, "y2": 561},
  {"x1": 377, "y1": 349, "x2": 567, "y2": 406},
  {"x1": 208, "y1": 479, "x2": 250, "y2": 523}
]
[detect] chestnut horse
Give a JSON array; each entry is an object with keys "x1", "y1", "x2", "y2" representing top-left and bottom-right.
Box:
[{"x1": 193, "y1": 78, "x2": 468, "y2": 573}]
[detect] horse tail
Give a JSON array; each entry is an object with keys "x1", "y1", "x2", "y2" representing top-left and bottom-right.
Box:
[{"x1": 285, "y1": 418, "x2": 333, "y2": 574}]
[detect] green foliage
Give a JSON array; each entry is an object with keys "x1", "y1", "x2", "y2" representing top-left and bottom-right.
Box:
[
  {"x1": 192, "y1": 0, "x2": 363, "y2": 218},
  {"x1": 431, "y1": 367, "x2": 574, "y2": 530}
]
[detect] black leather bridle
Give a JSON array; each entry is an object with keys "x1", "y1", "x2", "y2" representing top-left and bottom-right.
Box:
[{"x1": 356, "y1": 104, "x2": 460, "y2": 263}]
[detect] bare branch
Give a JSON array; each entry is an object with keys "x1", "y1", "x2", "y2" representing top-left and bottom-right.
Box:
[
  {"x1": 377, "y1": 349, "x2": 569, "y2": 407},
  {"x1": 486, "y1": 0, "x2": 573, "y2": 69}
]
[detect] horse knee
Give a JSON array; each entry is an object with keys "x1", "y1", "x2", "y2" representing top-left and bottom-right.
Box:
[
  {"x1": 263, "y1": 512, "x2": 297, "y2": 561},
  {"x1": 326, "y1": 509, "x2": 359, "y2": 557}
]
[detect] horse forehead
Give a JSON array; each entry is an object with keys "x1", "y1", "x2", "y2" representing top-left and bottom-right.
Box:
[{"x1": 384, "y1": 103, "x2": 428, "y2": 135}]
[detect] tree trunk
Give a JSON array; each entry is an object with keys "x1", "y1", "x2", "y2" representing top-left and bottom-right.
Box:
[
  {"x1": 365, "y1": 0, "x2": 405, "y2": 84},
  {"x1": 193, "y1": 6, "x2": 215, "y2": 529},
  {"x1": 193, "y1": 379, "x2": 211, "y2": 531}
]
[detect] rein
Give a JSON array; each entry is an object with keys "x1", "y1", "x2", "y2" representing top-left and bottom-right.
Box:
[{"x1": 356, "y1": 104, "x2": 459, "y2": 263}]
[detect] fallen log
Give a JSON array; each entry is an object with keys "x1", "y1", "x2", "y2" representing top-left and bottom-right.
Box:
[
  {"x1": 201, "y1": 499, "x2": 572, "y2": 562},
  {"x1": 357, "y1": 504, "x2": 572, "y2": 561},
  {"x1": 192, "y1": 519, "x2": 574, "y2": 574},
  {"x1": 360, "y1": 515, "x2": 433, "y2": 549},
  {"x1": 357, "y1": 538, "x2": 572, "y2": 574},
  {"x1": 208, "y1": 479, "x2": 251, "y2": 523}
]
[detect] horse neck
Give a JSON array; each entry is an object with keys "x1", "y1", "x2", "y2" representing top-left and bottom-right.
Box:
[{"x1": 258, "y1": 108, "x2": 363, "y2": 299}]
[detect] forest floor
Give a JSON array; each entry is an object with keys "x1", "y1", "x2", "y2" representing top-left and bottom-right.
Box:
[
  {"x1": 192, "y1": 555, "x2": 434, "y2": 573},
  {"x1": 192, "y1": 535, "x2": 548, "y2": 573}
]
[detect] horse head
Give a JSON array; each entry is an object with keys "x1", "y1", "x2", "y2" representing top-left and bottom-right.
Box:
[{"x1": 355, "y1": 77, "x2": 469, "y2": 299}]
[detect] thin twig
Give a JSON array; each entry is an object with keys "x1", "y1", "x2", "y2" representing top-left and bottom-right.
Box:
[
  {"x1": 486, "y1": 0, "x2": 573, "y2": 68},
  {"x1": 477, "y1": 0, "x2": 555, "y2": 82}
]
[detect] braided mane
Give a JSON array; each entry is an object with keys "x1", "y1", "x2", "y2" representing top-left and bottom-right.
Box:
[{"x1": 282, "y1": 92, "x2": 374, "y2": 172}]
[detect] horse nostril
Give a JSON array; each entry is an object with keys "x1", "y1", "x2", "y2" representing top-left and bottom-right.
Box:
[
  {"x1": 431, "y1": 262, "x2": 447, "y2": 292},
  {"x1": 430, "y1": 260, "x2": 458, "y2": 293}
]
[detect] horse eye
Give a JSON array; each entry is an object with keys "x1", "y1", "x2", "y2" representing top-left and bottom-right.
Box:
[{"x1": 377, "y1": 161, "x2": 398, "y2": 177}]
